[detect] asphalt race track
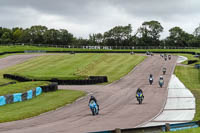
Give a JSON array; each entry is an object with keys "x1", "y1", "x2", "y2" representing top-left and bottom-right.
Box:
[{"x1": 0, "y1": 54, "x2": 177, "y2": 133}]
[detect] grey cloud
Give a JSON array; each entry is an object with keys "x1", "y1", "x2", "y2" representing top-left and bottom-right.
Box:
[{"x1": 0, "y1": 0, "x2": 200, "y2": 38}]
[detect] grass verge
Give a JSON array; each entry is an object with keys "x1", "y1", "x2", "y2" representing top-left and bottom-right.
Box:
[
  {"x1": 162, "y1": 66, "x2": 199, "y2": 132},
  {"x1": 2, "y1": 53, "x2": 146, "y2": 83},
  {"x1": 175, "y1": 66, "x2": 200, "y2": 121},
  {"x1": 0, "y1": 90, "x2": 85, "y2": 123},
  {"x1": 174, "y1": 54, "x2": 200, "y2": 65}
]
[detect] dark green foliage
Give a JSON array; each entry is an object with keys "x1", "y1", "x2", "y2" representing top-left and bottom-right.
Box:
[{"x1": 0, "y1": 21, "x2": 200, "y2": 47}]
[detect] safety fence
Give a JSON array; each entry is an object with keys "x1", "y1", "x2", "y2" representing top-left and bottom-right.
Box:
[
  {"x1": 0, "y1": 83, "x2": 57, "y2": 106},
  {"x1": 0, "y1": 50, "x2": 199, "y2": 55},
  {"x1": 3, "y1": 74, "x2": 108, "y2": 85},
  {"x1": 90, "y1": 121, "x2": 200, "y2": 133},
  {"x1": 1, "y1": 43, "x2": 200, "y2": 50}
]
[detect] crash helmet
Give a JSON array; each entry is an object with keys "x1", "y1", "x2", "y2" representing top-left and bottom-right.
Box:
[
  {"x1": 150, "y1": 74, "x2": 153, "y2": 77},
  {"x1": 137, "y1": 88, "x2": 142, "y2": 92},
  {"x1": 160, "y1": 76, "x2": 163, "y2": 79},
  {"x1": 91, "y1": 95, "x2": 94, "y2": 99}
]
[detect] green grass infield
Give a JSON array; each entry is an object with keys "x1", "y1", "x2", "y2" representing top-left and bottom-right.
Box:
[
  {"x1": 2, "y1": 53, "x2": 146, "y2": 83},
  {"x1": 0, "y1": 90, "x2": 85, "y2": 123}
]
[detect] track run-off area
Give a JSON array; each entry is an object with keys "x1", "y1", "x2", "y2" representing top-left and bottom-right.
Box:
[{"x1": 0, "y1": 54, "x2": 177, "y2": 133}]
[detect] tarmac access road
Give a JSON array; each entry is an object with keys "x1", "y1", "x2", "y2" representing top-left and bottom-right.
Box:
[{"x1": 0, "y1": 54, "x2": 177, "y2": 133}]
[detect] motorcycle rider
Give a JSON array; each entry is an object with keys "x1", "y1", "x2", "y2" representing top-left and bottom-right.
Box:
[
  {"x1": 89, "y1": 96, "x2": 99, "y2": 110},
  {"x1": 163, "y1": 67, "x2": 167, "y2": 75},
  {"x1": 159, "y1": 76, "x2": 164, "y2": 87},
  {"x1": 149, "y1": 74, "x2": 153, "y2": 85},
  {"x1": 136, "y1": 88, "x2": 144, "y2": 98},
  {"x1": 168, "y1": 55, "x2": 171, "y2": 60}
]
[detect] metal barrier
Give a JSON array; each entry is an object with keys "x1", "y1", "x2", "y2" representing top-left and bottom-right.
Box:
[
  {"x1": 166, "y1": 122, "x2": 199, "y2": 132},
  {"x1": 1, "y1": 43, "x2": 200, "y2": 50},
  {"x1": 195, "y1": 64, "x2": 200, "y2": 69},
  {"x1": 90, "y1": 121, "x2": 200, "y2": 133}
]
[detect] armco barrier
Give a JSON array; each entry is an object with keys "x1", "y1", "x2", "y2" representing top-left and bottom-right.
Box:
[
  {"x1": 3, "y1": 74, "x2": 108, "y2": 85},
  {"x1": 90, "y1": 121, "x2": 200, "y2": 133},
  {"x1": 0, "y1": 50, "x2": 199, "y2": 56}
]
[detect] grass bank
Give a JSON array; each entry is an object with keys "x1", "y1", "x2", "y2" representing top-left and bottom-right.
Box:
[
  {"x1": 175, "y1": 54, "x2": 200, "y2": 121},
  {"x1": 0, "y1": 90, "x2": 85, "y2": 123},
  {"x1": 2, "y1": 53, "x2": 146, "y2": 83},
  {"x1": 174, "y1": 54, "x2": 200, "y2": 65},
  {"x1": 175, "y1": 66, "x2": 200, "y2": 121}
]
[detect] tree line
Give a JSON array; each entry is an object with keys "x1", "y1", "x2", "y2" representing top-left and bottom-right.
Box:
[{"x1": 0, "y1": 20, "x2": 200, "y2": 47}]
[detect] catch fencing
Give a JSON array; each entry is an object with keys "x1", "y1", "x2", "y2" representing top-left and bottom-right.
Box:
[{"x1": 1, "y1": 43, "x2": 200, "y2": 50}]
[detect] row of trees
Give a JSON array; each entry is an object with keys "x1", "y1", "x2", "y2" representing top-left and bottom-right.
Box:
[
  {"x1": 0, "y1": 20, "x2": 200, "y2": 47},
  {"x1": 0, "y1": 26, "x2": 74, "y2": 45}
]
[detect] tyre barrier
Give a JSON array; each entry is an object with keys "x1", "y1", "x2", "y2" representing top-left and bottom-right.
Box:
[
  {"x1": 3, "y1": 74, "x2": 108, "y2": 85},
  {"x1": 40, "y1": 82, "x2": 58, "y2": 92},
  {"x1": 0, "y1": 83, "x2": 58, "y2": 106},
  {"x1": 0, "y1": 87, "x2": 42, "y2": 106},
  {"x1": 187, "y1": 60, "x2": 198, "y2": 64},
  {"x1": 0, "y1": 81, "x2": 16, "y2": 87},
  {"x1": 24, "y1": 50, "x2": 46, "y2": 53}
]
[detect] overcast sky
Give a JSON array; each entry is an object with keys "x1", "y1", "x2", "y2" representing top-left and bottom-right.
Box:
[{"x1": 0, "y1": 0, "x2": 200, "y2": 39}]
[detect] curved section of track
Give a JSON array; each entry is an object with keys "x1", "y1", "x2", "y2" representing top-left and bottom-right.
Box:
[{"x1": 0, "y1": 54, "x2": 177, "y2": 133}]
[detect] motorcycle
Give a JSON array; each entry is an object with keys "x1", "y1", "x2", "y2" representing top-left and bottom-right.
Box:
[
  {"x1": 168, "y1": 55, "x2": 171, "y2": 60},
  {"x1": 89, "y1": 100, "x2": 99, "y2": 115},
  {"x1": 149, "y1": 77, "x2": 153, "y2": 85},
  {"x1": 136, "y1": 92, "x2": 144, "y2": 104},
  {"x1": 163, "y1": 68, "x2": 166, "y2": 75},
  {"x1": 159, "y1": 80, "x2": 164, "y2": 88}
]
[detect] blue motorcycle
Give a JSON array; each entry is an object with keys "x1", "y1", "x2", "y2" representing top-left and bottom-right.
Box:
[
  {"x1": 89, "y1": 100, "x2": 99, "y2": 115},
  {"x1": 159, "y1": 79, "x2": 164, "y2": 88},
  {"x1": 136, "y1": 92, "x2": 144, "y2": 104}
]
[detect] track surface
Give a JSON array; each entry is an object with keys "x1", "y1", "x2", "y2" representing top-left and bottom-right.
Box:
[{"x1": 0, "y1": 54, "x2": 177, "y2": 133}]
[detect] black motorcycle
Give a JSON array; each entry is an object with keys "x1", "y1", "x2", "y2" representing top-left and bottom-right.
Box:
[
  {"x1": 149, "y1": 77, "x2": 153, "y2": 85},
  {"x1": 168, "y1": 55, "x2": 171, "y2": 60},
  {"x1": 163, "y1": 67, "x2": 166, "y2": 75}
]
